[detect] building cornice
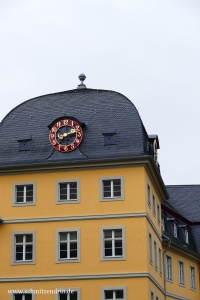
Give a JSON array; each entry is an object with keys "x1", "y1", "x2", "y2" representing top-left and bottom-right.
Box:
[{"x1": 0, "y1": 156, "x2": 168, "y2": 201}]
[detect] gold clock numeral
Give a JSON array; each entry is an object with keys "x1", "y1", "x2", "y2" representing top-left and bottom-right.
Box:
[
  {"x1": 52, "y1": 140, "x2": 57, "y2": 145},
  {"x1": 63, "y1": 120, "x2": 69, "y2": 125},
  {"x1": 77, "y1": 132, "x2": 82, "y2": 137},
  {"x1": 51, "y1": 127, "x2": 57, "y2": 133}
]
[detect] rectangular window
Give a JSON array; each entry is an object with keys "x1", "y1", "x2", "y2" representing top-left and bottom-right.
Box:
[
  {"x1": 100, "y1": 177, "x2": 124, "y2": 201},
  {"x1": 151, "y1": 291, "x2": 154, "y2": 300},
  {"x1": 152, "y1": 194, "x2": 156, "y2": 215},
  {"x1": 178, "y1": 260, "x2": 185, "y2": 285},
  {"x1": 12, "y1": 182, "x2": 36, "y2": 206},
  {"x1": 101, "y1": 287, "x2": 126, "y2": 300},
  {"x1": 154, "y1": 241, "x2": 157, "y2": 269},
  {"x1": 57, "y1": 229, "x2": 80, "y2": 262},
  {"x1": 190, "y1": 266, "x2": 196, "y2": 289},
  {"x1": 159, "y1": 248, "x2": 162, "y2": 274},
  {"x1": 58, "y1": 290, "x2": 78, "y2": 300},
  {"x1": 157, "y1": 204, "x2": 160, "y2": 223},
  {"x1": 149, "y1": 233, "x2": 153, "y2": 262},
  {"x1": 147, "y1": 184, "x2": 151, "y2": 206},
  {"x1": 12, "y1": 232, "x2": 35, "y2": 265},
  {"x1": 166, "y1": 255, "x2": 172, "y2": 280},
  {"x1": 57, "y1": 180, "x2": 80, "y2": 203},
  {"x1": 101, "y1": 227, "x2": 125, "y2": 260},
  {"x1": 13, "y1": 294, "x2": 32, "y2": 300}
]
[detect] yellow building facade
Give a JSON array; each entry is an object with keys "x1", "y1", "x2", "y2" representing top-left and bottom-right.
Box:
[{"x1": 0, "y1": 76, "x2": 199, "y2": 300}]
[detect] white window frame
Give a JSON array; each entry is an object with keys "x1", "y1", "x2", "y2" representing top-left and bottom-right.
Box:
[
  {"x1": 149, "y1": 233, "x2": 153, "y2": 263},
  {"x1": 100, "y1": 177, "x2": 124, "y2": 201},
  {"x1": 12, "y1": 294, "x2": 35, "y2": 300},
  {"x1": 152, "y1": 194, "x2": 156, "y2": 216},
  {"x1": 100, "y1": 226, "x2": 126, "y2": 261},
  {"x1": 159, "y1": 248, "x2": 162, "y2": 275},
  {"x1": 56, "y1": 229, "x2": 80, "y2": 263},
  {"x1": 101, "y1": 286, "x2": 127, "y2": 300},
  {"x1": 190, "y1": 266, "x2": 196, "y2": 289},
  {"x1": 178, "y1": 260, "x2": 185, "y2": 286},
  {"x1": 12, "y1": 182, "x2": 36, "y2": 206},
  {"x1": 154, "y1": 240, "x2": 157, "y2": 270},
  {"x1": 165, "y1": 255, "x2": 172, "y2": 281},
  {"x1": 12, "y1": 231, "x2": 36, "y2": 265},
  {"x1": 157, "y1": 204, "x2": 160, "y2": 224},
  {"x1": 55, "y1": 288, "x2": 80, "y2": 300},
  {"x1": 150, "y1": 290, "x2": 154, "y2": 300},
  {"x1": 147, "y1": 184, "x2": 151, "y2": 207},
  {"x1": 56, "y1": 179, "x2": 80, "y2": 204}
]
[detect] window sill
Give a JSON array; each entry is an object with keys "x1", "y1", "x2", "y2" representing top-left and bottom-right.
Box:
[
  {"x1": 56, "y1": 258, "x2": 80, "y2": 263},
  {"x1": 166, "y1": 279, "x2": 173, "y2": 283},
  {"x1": 179, "y1": 283, "x2": 185, "y2": 288},
  {"x1": 13, "y1": 202, "x2": 36, "y2": 207},
  {"x1": 56, "y1": 200, "x2": 79, "y2": 204},
  {"x1": 12, "y1": 260, "x2": 35, "y2": 265},
  {"x1": 101, "y1": 256, "x2": 125, "y2": 261},
  {"x1": 100, "y1": 198, "x2": 124, "y2": 202}
]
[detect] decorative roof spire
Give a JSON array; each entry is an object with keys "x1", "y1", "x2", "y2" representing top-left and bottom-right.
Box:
[{"x1": 77, "y1": 73, "x2": 86, "y2": 89}]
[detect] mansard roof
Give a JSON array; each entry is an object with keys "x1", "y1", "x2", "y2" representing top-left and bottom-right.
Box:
[
  {"x1": 166, "y1": 185, "x2": 200, "y2": 223},
  {"x1": 0, "y1": 88, "x2": 151, "y2": 168}
]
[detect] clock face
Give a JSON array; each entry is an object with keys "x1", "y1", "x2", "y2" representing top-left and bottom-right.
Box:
[{"x1": 49, "y1": 119, "x2": 83, "y2": 152}]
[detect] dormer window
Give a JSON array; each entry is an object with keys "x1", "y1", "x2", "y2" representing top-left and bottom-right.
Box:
[
  {"x1": 173, "y1": 222, "x2": 178, "y2": 238},
  {"x1": 185, "y1": 228, "x2": 189, "y2": 244},
  {"x1": 162, "y1": 216, "x2": 165, "y2": 231},
  {"x1": 102, "y1": 132, "x2": 116, "y2": 146},
  {"x1": 17, "y1": 137, "x2": 32, "y2": 151}
]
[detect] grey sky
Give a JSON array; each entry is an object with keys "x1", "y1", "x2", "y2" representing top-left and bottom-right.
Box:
[{"x1": 0, "y1": 0, "x2": 200, "y2": 185}]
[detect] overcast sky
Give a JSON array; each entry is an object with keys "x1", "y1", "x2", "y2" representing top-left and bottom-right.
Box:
[{"x1": 0, "y1": 0, "x2": 200, "y2": 185}]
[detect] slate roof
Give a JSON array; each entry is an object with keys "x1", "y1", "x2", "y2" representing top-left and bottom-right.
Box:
[
  {"x1": 166, "y1": 185, "x2": 200, "y2": 223},
  {"x1": 162, "y1": 185, "x2": 200, "y2": 255},
  {"x1": 0, "y1": 88, "x2": 150, "y2": 168}
]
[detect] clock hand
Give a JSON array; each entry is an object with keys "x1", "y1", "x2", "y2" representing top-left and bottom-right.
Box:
[{"x1": 58, "y1": 129, "x2": 77, "y2": 140}]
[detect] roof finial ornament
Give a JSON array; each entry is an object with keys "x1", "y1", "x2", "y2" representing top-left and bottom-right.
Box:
[{"x1": 77, "y1": 73, "x2": 86, "y2": 89}]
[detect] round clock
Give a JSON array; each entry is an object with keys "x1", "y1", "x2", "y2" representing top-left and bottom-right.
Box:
[{"x1": 49, "y1": 119, "x2": 83, "y2": 152}]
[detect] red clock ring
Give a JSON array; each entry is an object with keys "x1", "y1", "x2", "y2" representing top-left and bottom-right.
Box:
[{"x1": 49, "y1": 119, "x2": 83, "y2": 152}]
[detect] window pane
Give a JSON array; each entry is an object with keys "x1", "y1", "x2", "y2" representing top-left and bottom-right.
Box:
[
  {"x1": 25, "y1": 295, "x2": 32, "y2": 300},
  {"x1": 16, "y1": 248, "x2": 23, "y2": 261},
  {"x1": 59, "y1": 293, "x2": 67, "y2": 300},
  {"x1": 113, "y1": 179, "x2": 121, "y2": 197},
  {"x1": 116, "y1": 290, "x2": 124, "y2": 298},
  {"x1": 26, "y1": 235, "x2": 33, "y2": 243},
  {"x1": 70, "y1": 291, "x2": 78, "y2": 300},
  {"x1": 14, "y1": 295, "x2": 22, "y2": 300},
  {"x1": 16, "y1": 186, "x2": 24, "y2": 192},
  {"x1": 59, "y1": 183, "x2": 68, "y2": 200},
  {"x1": 115, "y1": 240, "x2": 122, "y2": 256},
  {"x1": 16, "y1": 235, "x2": 23, "y2": 243},
  {"x1": 105, "y1": 290, "x2": 113, "y2": 299},
  {"x1": 60, "y1": 233, "x2": 67, "y2": 241},
  {"x1": 104, "y1": 230, "x2": 112, "y2": 238},
  {"x1": 103, "y1": 180, "x2": 111, "y2": 197},
  {"x1": 114, "y1": 230, "x2": 122, "y2": 238},
  {"x1": 105, "y1": 241, "x2": 112, "y2": 256},
  {"x1": 70, "y1": 242, "x2": 77, "y2": 258},
  {"x1": 70, "y1": 232, "x2": 77, "y2": 240}
]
